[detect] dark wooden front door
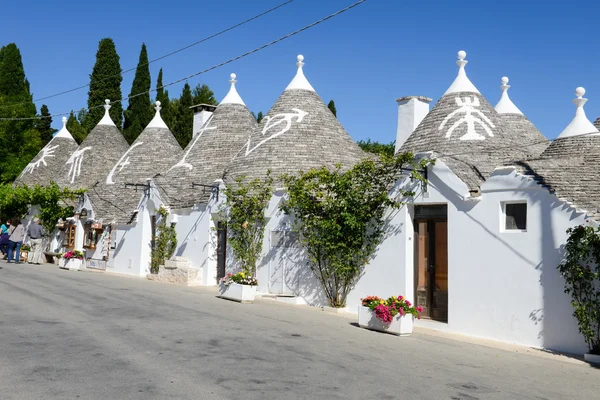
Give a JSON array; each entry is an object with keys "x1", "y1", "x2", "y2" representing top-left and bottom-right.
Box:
[
  {"x1": 414, "y1": 206, "x2": 448, "y2": 322},
  {"x1": 216, "y1": 221, "x2": 227, "y2": 280}
]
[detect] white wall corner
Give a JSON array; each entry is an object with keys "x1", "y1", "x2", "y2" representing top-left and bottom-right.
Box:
[{"x1": 395, "y1": 96, "x2": 432, "y2": 153}]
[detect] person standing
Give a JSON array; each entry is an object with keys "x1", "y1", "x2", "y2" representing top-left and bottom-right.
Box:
[
  {"x1": 7, "y1": 218, "x2": 26, "y2": 264},
  {"x1": 0, "y1": 219, "x2": 10, "y2": 258},
  {"x1": 27, "y1": 218, "x2": 45, "y2": 265}
]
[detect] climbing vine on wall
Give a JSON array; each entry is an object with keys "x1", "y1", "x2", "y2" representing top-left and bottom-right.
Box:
[
  {"x1": 558, "y1": 223, "x2": 600, "y2": 354},
  {"x1": 281, "y1": 153, "x2": 431, "y2": 308},
  {"x1": 150, "y1": 205, "x2": 178, "y2": 274},
  {"x1": 221, "y1": 171, "x2": 274, "y2": 277}
]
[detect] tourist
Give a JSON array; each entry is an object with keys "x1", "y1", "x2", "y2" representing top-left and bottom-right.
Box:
[
  {"x1": 0, "y1": 219, "x2": 10, "y2": 258},
  {"x1": 27, "y1": 218, "x2": 45, "y2": 265},
  {"x1": 7, "y1": 218, "x2": 26, "y2": 264}
]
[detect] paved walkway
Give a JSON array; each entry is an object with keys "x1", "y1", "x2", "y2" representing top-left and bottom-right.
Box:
[{"x1": 0, "y1": 262, "x2": 598, "y2": 399}]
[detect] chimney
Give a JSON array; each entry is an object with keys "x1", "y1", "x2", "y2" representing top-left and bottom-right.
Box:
[
  {"x1": 191, "y1": 104, "x2": 217, "y2": 139},
  {"x1": 395, "y1": 96, "x2": 432, "y2": 153}
]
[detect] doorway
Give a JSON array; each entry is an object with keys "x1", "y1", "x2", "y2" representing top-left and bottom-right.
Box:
[
  {"x1": 216, "y1": 221, "x2": 227, "y2": 281},
  {"x1": 268, "y1": 230, "x2": 299, "y2": 295},
  {"x1": 414, "y1": 205, "x2": 448, "y2": 322}
]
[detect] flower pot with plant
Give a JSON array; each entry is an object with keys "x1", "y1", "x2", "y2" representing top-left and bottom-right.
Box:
[
  {"x1": 61, "y1": 250, "x2": 85, "y2": 271},
  {"x1": 358, "y1": 295, "x2": 423, "y2": 336},
  {"x1": 219, "y1": 272, "x2": 258, "y2": 303}
]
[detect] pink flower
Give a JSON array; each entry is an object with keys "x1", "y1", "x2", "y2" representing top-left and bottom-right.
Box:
[{"x1": 405, "y1": 300, "x2": 412, "y2": 307}]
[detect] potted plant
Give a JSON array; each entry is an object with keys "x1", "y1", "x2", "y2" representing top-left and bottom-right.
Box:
[
  {"x1": 219, "y1": 272, "x2": 258, "y2": 303},
  {"x1": 358, "y1": 295, "x2": 423, "y2": 336},
  {"x1": 61, "y1": 250, "x2": 85, "y2": 271}
]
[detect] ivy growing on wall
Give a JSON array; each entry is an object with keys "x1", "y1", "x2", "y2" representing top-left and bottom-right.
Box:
[
  {"x1": 558, "y1": 223, "x2": 600, "y2": 354},
  {"x1": 221, "y1": 171, "x2": 274, "y2": 277},
  {"x1": 150, "y1": 205, "x2": 177, "y2": 274},
  {"x1": 281, "y1": 153, "x2": 431, "y2": 308}
]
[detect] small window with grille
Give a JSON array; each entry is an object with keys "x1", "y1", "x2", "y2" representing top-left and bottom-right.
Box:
[{"x1": 502, "y1": 202, "x2": 527, "y2": 231}]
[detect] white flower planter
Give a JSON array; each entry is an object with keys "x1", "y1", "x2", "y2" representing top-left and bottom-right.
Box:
[
  {"x1": 63, "y1": 258, "x2": 83, "y2": 271},
  {"x1": 219, "y1": 282, "x2": 256, "y2": 303},
  {"x1": 58, "y1": 258, "x2": 65, "y2": 268},
  {"x1": 358, "y1": 306, "x2": 414, "y2": 336},
  {"x1": 584, "y1": 353, "x2": 600, "y2": 366}
]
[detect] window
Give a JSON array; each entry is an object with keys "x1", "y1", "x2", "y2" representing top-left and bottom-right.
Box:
[
  {"x1": 62, "y1": 225, "x2": 76, "y2": 248},
  {"x1": 83, "y1": 224, "x2": 103, "y2": 249},
  {"x1": 502, "y1": 202, "x2": 527, "y2": 231}
]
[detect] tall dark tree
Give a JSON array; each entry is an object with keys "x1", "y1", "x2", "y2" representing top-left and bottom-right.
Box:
[
  {"x1": 172, "y1": 83, "x2": 194, "y2": 148},
  {"x1": 155, "y1": 68, "x2": 172, "y2": 129},
  {"x1": 327, "y1": 100, "x2": 337, "y2": 118},
  {"x1": 123, "y1": 43, "x2": 153, "y2": 144},
  {"x1": 36, "y1": 105, "x2": 56, "y2": 145},
  {"x1": 257, "y1": 111, "x2": 264, "y2": 123},
  {"x1": 84, "y1": 38, "x2": 123, "y2": 132},
  {"x1": 0, "y1": 43, "x2": 41, "y2": 183},
  {"x1": 66, "y1": 111, "x2": 87, "y2": 145},
  {"x1": 192, "y1": 83, "x2": 217, "y2": 106}
]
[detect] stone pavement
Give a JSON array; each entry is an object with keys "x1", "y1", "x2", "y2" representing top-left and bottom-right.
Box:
[{"x1": 0, "y1": 262, "x2": 598, "y2": 400}]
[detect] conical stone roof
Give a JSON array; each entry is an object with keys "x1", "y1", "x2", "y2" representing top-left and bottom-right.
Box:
[
  {"x1": 156, "y1": 74, "x2": 256, "y2": 208},
  {"x1": 55, "y1": 100, "x2": 129, "y2": 190},
  {"x1": 494, "y1": 77, "x2": 549, "y2": 157},
  {"x1": 400, "y1": 51, "x2": 526, "y2": 194},
  {"x1": 88, "y1": 102, "x2": 183, "y2": 224},
  {"x1": 226, "y1": 55, "x2": 363, "y2": 184},
  {"x1": 517, "y1": 88, "x2": 600, "y2": 219},
  {"x1": 14, "y1": 117, "x2": 79, "y2": 187}
]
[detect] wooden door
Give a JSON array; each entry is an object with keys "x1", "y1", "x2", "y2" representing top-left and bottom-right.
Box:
[
  {"x1": 414, "y1": 208, "x2": 448, "y2": 322},
  {"x1": 216, "y1": 221, "x2": 227, "y2": 281}
]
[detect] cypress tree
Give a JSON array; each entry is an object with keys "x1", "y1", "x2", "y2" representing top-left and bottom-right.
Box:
[
  {"x1": 173, "y1": 83, "x2": 194, "y2": 148},
  {"x1": 0, "y1": 43, "x2": 41, "y2": 183},
  {"x1": 327, "y1": 100, "x2": 337, "y2": 118},
  {"x1": 84, "y1": 38, "x2": 123, "y2": 132},
  {"x1": 123, "y1": 43, "x2": 153, "y2": 144},
  {"x1": 155, "y1": 68, "x2": 172, "y2": 129},
  {"x1": 36, "y1": 105, "x2": 56, "y2": 145},
  {"x1": 257, "y1": 111, "x2": 264, "y2": 123},
  {"x1": 66, "y1": 111, "x2": 87, "y2": 145}
]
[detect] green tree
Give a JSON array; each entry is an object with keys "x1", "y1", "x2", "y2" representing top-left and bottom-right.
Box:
[
  {"x1": 327, "y1": 100, "x2": 337, "y2": 117},
  {"x1": 35, "y1": 105, "x2": 56, "y2": 145},
  {"x1": 66, "y1": 111, "x2": 87, "y2": 144},
  {"x1": 123, "y1": 43, "x2": 153, "y2": 144},
  {"x1": 357, "y1": 138, "x2": 396, "y2": 157},
  {"x1": 172, "y1": 83, "x2": 194, "y2": 148},
  {"x1": 192, "y1": 83, "x2": 217, "y2": 105},
  {"x1": 281, "y1": 154, "x2": 431, "y2": 307},
  {"x1": 84, "y1": 38, "x2": 123, "y2": 132},
  {"x1": 257, "y1": 111, "x2": 264, "y2": 123},
  {"x1": 0, "y1": 43, "x2": 41, "y2": 183},
  {"x1": 155, "y1": 68, "x2": 172, "y2": 129}
]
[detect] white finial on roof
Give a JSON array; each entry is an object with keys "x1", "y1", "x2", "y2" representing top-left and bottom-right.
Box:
[
  {"x1": 494, "y1": 76, "x2": 523, "y2": 115},
  {"x1": 54, "y1": 115, "x2": 76, "y2": 141},
  {"x1": 147, "y1": 100, "x2": 169, "y2": 129},
  {"x1": 443, "y1": 50, "x2": 480, "y2": 95},
  {"x1": 220, "y1": 73, "x2": 246, "y2": 105},
  {"x1": 98, "y1": 99, "x2": 116, "y2": 126},
  {"x1": 557, "y1": 87, "x2": 600, "y2": 139},
  {"x1": 285, "y1": 54, "x2": 315, "y2": 92}
]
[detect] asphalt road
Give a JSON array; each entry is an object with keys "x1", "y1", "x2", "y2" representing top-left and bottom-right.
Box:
[{"x1": 0, "y1": 262, "x2": 598, "y2": 400}]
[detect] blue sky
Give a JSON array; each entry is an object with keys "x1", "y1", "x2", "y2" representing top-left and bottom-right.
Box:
[{"x1": 3, "y1": 0, "x2": 599, "y2": 142}]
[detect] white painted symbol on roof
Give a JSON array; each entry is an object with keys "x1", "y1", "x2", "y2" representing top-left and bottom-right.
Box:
[
  {"x1": 21, "y1": 144, "x2": 60, "y2": 176},
  {"x1": 106, "y1": 142, "x2": 144, "y2": 184},
  {"x1": 439, "y1": 96, "x2": 495, "y2": 141},
  {"x1": 169, "y1": 115, "x2": 217, "y2": 171},
  {"x1": 245, "y1": 108, "x2": 308, "y2": 157},
  {"x1": 66, "y1": 147, "x2": 92, "y2": 184}
]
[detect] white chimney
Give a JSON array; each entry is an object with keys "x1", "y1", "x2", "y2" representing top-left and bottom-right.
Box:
[
  {"x1": 395, "y1": 96, "x2": 432, "y2": 153},
  {"x1": 191, "y1": 104, "x2": 217, "y2": 139}
]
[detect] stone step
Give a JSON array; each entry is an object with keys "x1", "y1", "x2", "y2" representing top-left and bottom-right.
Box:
[{"x1": 165, "y1": 259, "x2": 192, "y2": 269}]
